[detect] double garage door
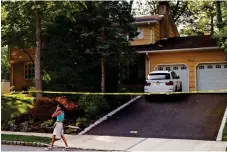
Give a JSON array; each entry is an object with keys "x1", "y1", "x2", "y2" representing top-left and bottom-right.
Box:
[
  {"x1": 197, "y1": 63, "x2": 227, "y2": 91},
  {"x1": 155, "y1": 64, "x2": 189, "y2": 92}
]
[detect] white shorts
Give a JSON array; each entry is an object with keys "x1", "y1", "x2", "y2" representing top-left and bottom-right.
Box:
[{"x1": 53, "y1": 122, "x2": 64, "y2": 139}]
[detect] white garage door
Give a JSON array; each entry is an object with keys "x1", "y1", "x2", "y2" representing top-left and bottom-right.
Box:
[
  {"x1": 197, "y1": 63, "x2": 227, "y2": 91},
  {"x1": 155, "y1": 64, "x2": 189, "y2": 92}
]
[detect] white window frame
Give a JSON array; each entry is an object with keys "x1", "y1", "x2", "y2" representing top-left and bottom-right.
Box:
[
  {"x1": 134, "y1": 28, "x2": 144, "y2": 40},
  {"x1": 24, "y1": 62, "x2": 35, "y2": 80}
]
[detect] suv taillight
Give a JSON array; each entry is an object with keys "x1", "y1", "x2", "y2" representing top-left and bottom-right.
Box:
[
  {"x1": 165, "y1": 81, "x2": 173, "y2": 86},
  {"x1": 145, "y1": 81, "x2": 151, "y2": 86}
]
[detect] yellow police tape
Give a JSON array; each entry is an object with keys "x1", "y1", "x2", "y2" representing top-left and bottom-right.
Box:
[{"x1": 22, "y1": 89, "x2": 227, "y2": 95}]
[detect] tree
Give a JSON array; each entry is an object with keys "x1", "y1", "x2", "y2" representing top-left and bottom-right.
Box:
[
  {"x1": 180, "y1": 1, "x2": 217, "y2": 36},
  {"x1": 215, "y1": 1, "x2": 227, "y2": 51},
  {"x1": 2, "y1": 1, "x2": 83, "y2": 99},
  {"x1": 132, "y1": 0, "x2": 191, "y2": 26},
  {"x1": 41, "y1": 1, "x2": 138, "y2": 93},
  {"x1": 1, "y1": 46, "x2": 10, "y2": 80}
]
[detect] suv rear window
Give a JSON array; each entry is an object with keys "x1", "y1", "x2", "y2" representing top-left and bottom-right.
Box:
[{"x1": 148, "y1": 73, "x2": 170, "y2": 80}]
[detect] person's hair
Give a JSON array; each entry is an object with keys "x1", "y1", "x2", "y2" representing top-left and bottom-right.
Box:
[{"x1": 58, "y1": 104, "x2": 66, "y2": 112}]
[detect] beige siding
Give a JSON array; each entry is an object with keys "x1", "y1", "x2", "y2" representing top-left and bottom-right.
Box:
[{"x1": 146, "y1": 49, "x2": 226, "y2": 91}]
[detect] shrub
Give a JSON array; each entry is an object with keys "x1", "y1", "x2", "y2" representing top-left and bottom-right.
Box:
[
  {"x1": 76, "y1": 117, "x2": 88, "y2": 129},
  {"x1": 28, "y1": 86, "x2": 36, "y2": 97},
  {"x1": 78, "y1": 95, "x2": 110, "y2": 118},
  {"x1": 27, "y1": 96, "x2": 78, "y2": 120},
  {"x1": 40, "y1": 119, "x2": 54, "y2": 128}
]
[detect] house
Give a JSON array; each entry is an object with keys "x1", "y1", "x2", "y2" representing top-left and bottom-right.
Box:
[
  {"x1": 9, "y1": 1, "x2": 227, "y2": 92},
  {"x1": 130, "y1": 2, "x2": 227, "y2": 92},
  {"x1": 9, "y1": 48, "x2": 35, "y2": 90}
]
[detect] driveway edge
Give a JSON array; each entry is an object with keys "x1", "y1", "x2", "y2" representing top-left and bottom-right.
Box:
[
  {"x1": 79, "y1": 96, "x2": 141, "y2": 135},
  {"x1": 216, "y1": 105, "x2": 227, "y2": 141}
]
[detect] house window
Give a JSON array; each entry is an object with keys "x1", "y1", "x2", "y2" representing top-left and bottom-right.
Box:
[
  {"x1": 181, "y1": 65, "x2": 187, "y2": 70},
  {"x1": 24, "y1": 63, "x2": 35, "y2": 80},
  {"x1": 134, "y1": 28, "x2": 144, "y2": 40},
  {"x1": 199, "y1": 65, "x2": 204, "y2": 69},
  {"x1": 224, "y1": 64, "x2": 227, "y2": 68},
  {"x1": 216, "y1": 65, "x2": 221, "y2": 68},
  {"x1": 166, "y1": 67, "x2": 171, "y2": 71},
  {"x1": 158, "y1": 67, "x2": 163, "y2": 70},
  {"x1": 207, "y1": 65, "x2": 213, "y2": 69},
  {"x1": 173, "y1": 66, "x2": 178, "y2": 70}
]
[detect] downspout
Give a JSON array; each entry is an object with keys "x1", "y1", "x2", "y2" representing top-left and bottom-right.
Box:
[
  {"x1": 11, "y1": 64, "x2": 14, "y2": 87},
  {"x1": 146, "y1": 52, "x2": 150, "y2": 73}
]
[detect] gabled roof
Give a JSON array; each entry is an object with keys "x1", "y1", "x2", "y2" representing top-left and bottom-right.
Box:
[{"x1": 131, "y1": 35, "x2": 220, "y2": 52}]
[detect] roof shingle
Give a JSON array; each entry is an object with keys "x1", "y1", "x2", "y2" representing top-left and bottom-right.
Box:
[{"x1": 131, "y1": 35, "x2": 219, "y2": 52}]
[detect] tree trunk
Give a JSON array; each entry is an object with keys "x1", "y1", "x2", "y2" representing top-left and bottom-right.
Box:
[
  {"x1": 216, "y1": 0, "x2": 223, "y2": 29},
  {"x1": 210, "y1": 14, "x2": 214, "y2": 35},
  {"x1": 35, "y1": 9, "x2": 42, "y2": 100},
  {"x1": 101, "y1": 56, "x2": 105, "y2": 92}
]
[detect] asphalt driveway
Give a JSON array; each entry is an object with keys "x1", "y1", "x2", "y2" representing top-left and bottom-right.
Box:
[{"x1": 86, "y1": 94, "x2": 227, "y2": 140}]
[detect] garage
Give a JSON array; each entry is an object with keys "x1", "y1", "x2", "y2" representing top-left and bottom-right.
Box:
[
  {"x1": 155, "y1": 64, "x2": 189, "y2": 92},
  {"x1": 196, "y1": 63, "x2": 227, "y2": 91}
]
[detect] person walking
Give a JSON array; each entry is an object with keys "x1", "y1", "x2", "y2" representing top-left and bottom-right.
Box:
[{"x1": 45, "y1": 104, "x2": 69, "y2": 151}]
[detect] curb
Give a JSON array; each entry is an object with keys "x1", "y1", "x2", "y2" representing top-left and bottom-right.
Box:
[
  {"x1": 1, "y1": 140, "x2": 49, "y2": 147},
  {"x1": 1, "y1": 140, "x2": 111, "y2": 151},
  {"x1": 79, "y1": 96, "x2": 141, "y2": 135}
]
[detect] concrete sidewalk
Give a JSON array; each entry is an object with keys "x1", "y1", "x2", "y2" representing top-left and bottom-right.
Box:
[{"x1": 2, "y1": 131, "x2": 227, "y2": 151}]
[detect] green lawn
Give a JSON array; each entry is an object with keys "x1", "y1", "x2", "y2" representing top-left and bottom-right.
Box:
[
  {"x1": 1, "y1": 134, "x2": 51, "y2": 144},
  {"x1": 222, "y1": 118, "x2": 227, "y2": 141},
  {"x1": 1, "y1": 93, "x2": 35, "y2": 121}
]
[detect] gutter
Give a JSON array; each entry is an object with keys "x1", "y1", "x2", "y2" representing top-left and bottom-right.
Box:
[
  {"x1": 136, "y1": 47, "x2": 222, "y2": 53},
  {"x1": 133, "y1": 20, "x2": 158, "y2": 25}
]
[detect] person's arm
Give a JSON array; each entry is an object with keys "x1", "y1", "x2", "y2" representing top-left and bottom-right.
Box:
[{"x1": 51, "y1": 109, "x2": 61, "y2": 118}]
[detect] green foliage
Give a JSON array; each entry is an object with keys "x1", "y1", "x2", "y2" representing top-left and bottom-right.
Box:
[
  {"x1": 1, "y1": 46, "x2": 10, "y2": 79},
  {"x1": 132, "y1": 0, "x2": 191, "y2": 26},
  {"x1": 78, "y1": 95, "x2": 110, "y2": 118},
  {"x1": 76, "y1": 117, "x2": 89, "y2": 129},
  {"x1": 40, "y1": 119, "x2": 54, "y2": 128},
  {"x1": 215, "y1": 25, "x2": 227, "y2": 52},
  {"x1": 28, "y1": 86, "x2": 36, "y2": 97},
  {"x1": 41, "y1": 1, "x2": 138, "y2": 92},
  {"x1": 222, "y1": 118, "x2": 227, "y2": 141},
  {"x1": 1, "y1": 94, "x2": 35, "y2": 121},
  {"x1": 1, "y1": 134, "x2": 51, "y2": 144}
]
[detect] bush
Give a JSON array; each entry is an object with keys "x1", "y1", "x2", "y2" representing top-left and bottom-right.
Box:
[
  {"x1": 78, "y1": 95, "x2": 110, "y2": 118},
  {"x1": 27, "y1": 96, "x2": 78, "y2": 120},
  {"x1": 76, "y1": 117, "x2": 88, "y2": 129},
  {"x1": 40, "y1": 119, "x2": 54, "y2": 128},
  {"x1": 28, "y1": 86, "x2": 36, "y2": 97},
  {"x1": 105, "y1": 95, "x2": 131, "y2": 111}
]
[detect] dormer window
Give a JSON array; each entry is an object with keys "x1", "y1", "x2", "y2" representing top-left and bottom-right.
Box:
[{"x1": 134, "y1": 28, "x2": 144, "y2": 40}]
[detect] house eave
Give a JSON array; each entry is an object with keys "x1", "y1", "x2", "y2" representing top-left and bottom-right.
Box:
[
  {"x1": 133, "y1": 20, "x2": 159, "y2": 25},
  {"x1": 136, "y1": 47, "x2": 222, "y2": 53}
]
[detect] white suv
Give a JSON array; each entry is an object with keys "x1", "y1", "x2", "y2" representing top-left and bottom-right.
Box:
[{"x1": 144, "y1": 70, "x2": 182, "y2": 93}]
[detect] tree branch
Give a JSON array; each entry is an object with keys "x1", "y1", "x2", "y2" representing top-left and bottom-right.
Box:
[
  {"x1": 174, "y1": 1, "x2": 188, "y2": 23},
  {"x1": 172, "y1": 1, "x2": 180, "y2": 19}
]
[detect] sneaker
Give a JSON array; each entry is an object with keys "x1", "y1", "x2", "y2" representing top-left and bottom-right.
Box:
[
  {"x1": 62, "y1": 147, "x2": 70, "y2": 151},
  {"x1": 45, "y1": 147, "x2": 53, "y2": 151}
]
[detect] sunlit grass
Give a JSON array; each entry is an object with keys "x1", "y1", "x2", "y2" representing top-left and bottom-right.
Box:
[
  {"x1": 1, "y1": 93, "x2": 35, "y2": 121},
  {"x1": 222, "y1": 118, "x2": 227, "y2": 141},
  {"x1": 1, "y1": 134, "x2": 51, "y2": 144}
]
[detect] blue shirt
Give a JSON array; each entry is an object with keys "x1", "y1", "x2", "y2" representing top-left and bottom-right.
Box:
[{"x1": 56, "y1": 111, "x2": 64, "y2": 122}]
